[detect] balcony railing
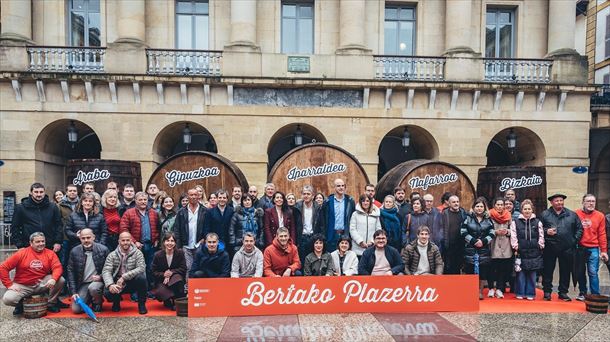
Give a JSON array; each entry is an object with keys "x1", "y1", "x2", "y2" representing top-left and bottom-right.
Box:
[
  {"x1": 146, "y1": 49, "x2": 222, "y2": 76},
  {"x1": 27, "y1": 46, "x2": 105, "y2": 73},
  {"x1": 374, "y1": 56, "x2": 446, "y2": 81},
  {"x1": 591, "y1": 85, "x2": 610, "y2": 107},
  {"x1": 484, "y1": 58, "x2": 552, "y2": 83}
]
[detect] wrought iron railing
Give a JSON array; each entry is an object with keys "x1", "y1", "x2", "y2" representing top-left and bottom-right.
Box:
[
  {"x1": 591, "y1": 85, "x2": 610, "y2": 107},
  {"x1": 374, "y1": 55, "x2": 445, "y2": 81},
  {"x1": 146, "y1": 49, "x2": 222, "y2": 76},
  {"x1": 27, "y1": 46, "x2": 105, "y2": 73},
  {"x1": 484, "y1": 58, "x2": 552, "y2": 83}
]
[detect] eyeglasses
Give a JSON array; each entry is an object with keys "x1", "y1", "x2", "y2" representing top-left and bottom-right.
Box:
[{"x1": 335, "y1": 185, "x2": 346, "y2": 188}]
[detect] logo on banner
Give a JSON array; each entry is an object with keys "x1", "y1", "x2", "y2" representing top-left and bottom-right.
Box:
[
  {"x1": 286, "y1": 162, "x2": 347, "y2": 181},
  {"x1": 499, "y1": 174, "x2": 543, "y2": 192},
  {"x1": 408, "y1": 173, "x2": 458, "y2": 191},
  {"x1": 72, "y1": 168, "x2": 110, "y2": 186},
  {"x1": 165, "y1": 167, "x2": 220, "y2": 187}
]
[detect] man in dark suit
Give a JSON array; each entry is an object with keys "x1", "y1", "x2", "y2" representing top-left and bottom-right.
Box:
[
  {"x1": 203, "y1": 189, "x2": 234, "y2": 251},
  {"x1": 174, "y1": 188, "x2": 207, "y2": 273},
  {"x1": 295, "y1": 185, "x2": 321, "y2": 265}
]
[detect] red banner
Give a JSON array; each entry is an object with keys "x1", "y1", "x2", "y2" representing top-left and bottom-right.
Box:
[{"x1": 188, "y1": 275, "x2": 478, "y2": 317}]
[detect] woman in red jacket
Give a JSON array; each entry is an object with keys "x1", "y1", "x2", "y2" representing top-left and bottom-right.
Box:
[{"x1": 263, "y1": 192, "x2": 296, "y2": 246}]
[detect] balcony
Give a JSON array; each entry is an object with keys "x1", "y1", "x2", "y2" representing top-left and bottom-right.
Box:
[
  {"x1": 484, "y1": 58, "x2": 552, "y2": 83},
  {"x1": 373, "y1": 56, "x2": 446, "y2": 81},
  {"x1": 591, "y1": 85, "x2": 610, "y2": 109},
  {"x1": 146, "y1": 49, "x2": 222, "y2": 76},
  {"x1": 27, "y1": 46, "x2": 105, "y2": 73}
]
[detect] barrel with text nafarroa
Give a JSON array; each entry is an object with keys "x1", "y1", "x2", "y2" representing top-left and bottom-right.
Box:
[{"x1": 188, "y1": 275, "x2": 478, "y2": 317}]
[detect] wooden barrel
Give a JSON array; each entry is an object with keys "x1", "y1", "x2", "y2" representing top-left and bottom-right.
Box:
[
  {"x1": 147, "y1": 151, "x2": 249, "y2": 203},
  {"x1": 376, "y1": 160, "x2": 476, "y2": 210},
  {"x1": 23, "y1": 295, "x2": 48, "y2": 319},
  {"x1": 67, "y1": 159, "x2": 142, "y2": 193},
  {"x1": 585, "y1": 294, "x2": 609, "y2": 314},
  {"x1": 477, "y1": 166, "x2": 547, "y2": 216},
  {"x1": 268, "y1": 143, "x2": 370, "y2": 198},
  {"x1": 175, "y1": 297, "x2": 188, "y2": 317}
]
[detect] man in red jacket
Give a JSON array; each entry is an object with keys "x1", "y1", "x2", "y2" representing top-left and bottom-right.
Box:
[
  {"x1": 575, "y1": 194, "x2": 608, "y2": 301},
  {"x1": 0, "y1": 232, "x2": 65, "y2": 315},
  {"x1": 263, "y1": 227, "x2": 301, "y2": 277}
]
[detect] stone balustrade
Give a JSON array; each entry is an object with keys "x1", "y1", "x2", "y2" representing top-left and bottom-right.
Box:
[
  {"x1": 27, "y1": 46, "x2": 105, "y2": 73},
  {"x1": 146, "y1": 49, "x2": 223, "y2": 76},
  {"x1": 373, "y1": 56, "x2": 446, "y2": 81},
  {"x1": 483, "y1": 58, "x2": 553, "y2": 83}
]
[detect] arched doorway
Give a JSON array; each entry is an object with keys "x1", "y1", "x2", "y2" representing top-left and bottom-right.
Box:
[
  {"x1": 267, "y1": 123, "x2": 327, "y2": 172},
  {"x1": 35, "y1": 119, "x2": 102, "y2": 191},
  {"x1": 377, "y1": 125, "x2": 439, "y2": 180},
  {"x1": 486, "y1": 127, "x2": 546, "y2": 167},
  {"x1": 589, "y1": 139, "x2": 610, "y2": 210},
  {"x1": 152, "y1": 121, "x2": 217, "y2": 164}
]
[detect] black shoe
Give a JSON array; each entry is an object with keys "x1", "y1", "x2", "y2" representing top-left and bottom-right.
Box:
[
  {"x1": 130, "y1": 293, "x2": 138, "y2": 302},
  {"x1": 47, "y1": 303, "x2": 60, "y2": 313},
  {"x1": 138, "y1": 302, "x2": 148, "y2": 315},
  {"x1": 93, "y1": 303, "x2": 102, "y2": 312},
  {"x1": 111, "y1": 301, "x2": 121, "y2": 312},
  {"x1": 12, "y1": 301, "x2": 24, "y2": 315},
  {"x1": 543, "y1": 292, "x2": 552, "y2": 301},
  {"x1": 558, "y1": 293, "x2": 572, "y2": 302},
  {"x1": 57, "y1": 300, "x2": 70, "y2": 309}
]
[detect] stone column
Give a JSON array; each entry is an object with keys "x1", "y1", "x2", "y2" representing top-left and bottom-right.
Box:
[
  {"x1": 336, "y1": 0, "x2": 369, "y2": 53},
  {"x1": 0, "y1": 0, "x2": 34, "y2": 45},
  {"x1": 226, "y1": 0, "x2": 258, "y2": 49},
  {"x1": 106, "y1": 0, "x2": 147, "y2": 74},
  {"x1": 547, "y1": 0, "x2": 576, "y2": 56},
  {"x1": 444, "y1": 0, "x2": 474, "y2": 54},
  {"x1": 115, "y1": 0, "x2": 146, "y2": 45}
]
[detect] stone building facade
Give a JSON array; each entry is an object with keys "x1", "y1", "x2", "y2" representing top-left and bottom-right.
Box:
[{"x1": 0, "y1": 0, "x2": 595, "y2": 210}]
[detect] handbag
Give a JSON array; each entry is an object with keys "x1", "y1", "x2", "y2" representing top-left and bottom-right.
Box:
[{"x1": 514, "y1": 252, "x2": 522, "y2": 273}]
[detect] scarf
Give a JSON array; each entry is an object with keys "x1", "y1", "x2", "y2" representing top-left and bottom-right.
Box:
[
  {"x1": 489, "y1": 208, "x2": 511, "y2": 224},
  {"x1": 380, "y1": 207, "x2": 401, "y2": 245},
  {"x1": 242, "y1": 207, "x2": 258, "y2": 234}
]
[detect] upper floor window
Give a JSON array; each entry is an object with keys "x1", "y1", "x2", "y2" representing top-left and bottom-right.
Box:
[
  {"x1": 384, "y1": 6, "x2": 416, "y2": 55},
  {"x1": 69, "y1": 0, "x2": 101, "y2": 47},
  {"x1": 176, "y1": 0, "x2": 209, "y2": 49},
  {"x1": 485, "y1": 8, "x2": 514, "y2": 58},
  {"x1": 281, "y1": 2, "x2": 314, "y2": 54}
]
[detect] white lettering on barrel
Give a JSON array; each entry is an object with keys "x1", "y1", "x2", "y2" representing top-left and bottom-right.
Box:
[
  {"x1": 499, "y1": 174, "x2": 543, "y2": 192},
  {"x1": 408, "y1": 173, "x2": 458, "y2": 191},
  {"x1": 165, "y1": 167, "x2": 221, "y2": 187},
  {"x1": 72, "y1": 168, "x2": 111, "y2": 186},
  {"x1": 286, "y1": 163, "x2": 347, "y2": 182}
]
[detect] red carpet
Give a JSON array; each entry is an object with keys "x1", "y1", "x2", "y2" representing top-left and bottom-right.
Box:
[
  {"x1": 47, "y1": 295, "x2": 177, "y2": 318},
  {"x1": 479, "y1": 289, "x2": 592, "y2": 313}
]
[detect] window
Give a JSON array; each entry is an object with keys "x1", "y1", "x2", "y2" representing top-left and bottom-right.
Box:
[
  {"x1": 485, "y1": 8, "x2": 514, "y2": 58},
  {"x1": 69, "y1": 0, "x2": 101, "y2": 47},
  {"x1": 281, "y1": 2, "x2": 314, "y2": 54},
  {"x1": 176, "y1": 0, "x2": 209, "y2": 49},
  {"x1": 384, "y1": 6, "x2": 416, "y2": 55}
]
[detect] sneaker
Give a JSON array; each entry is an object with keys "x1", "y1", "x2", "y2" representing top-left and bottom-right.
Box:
[
  {"x1": 558, "y1": 293, "x2": 572, "y2": 302},
  {"x1": 543, "y1": 292, "x2": 552, "y2": 301},
  {"x1": 12, "y1": 301, "x2": 24, "y2": 315},
  {"x1": 47, "y1": 303, "x2": 60, "y2": 313},
  {"x1": 575, "y1": 293, "x2": 585, "y2": 302},
  {"x1": 138, "y1": 302, "x2": 148, "y2": 315},
  {"x1": 93, "y1": 303, "x2": 102, "y2": 312},
  {"x1": 526, "y1": 297, "x2": 534, "y2": 301},
  {"x1": 516, "y1": 296, "x2": 524, "y2": 300},
  {"x1": 111, "y1": 301, "x2": 121, "y2": 312},
  {"x1": 495, "y1": 290, "x2": 504, "y2": 299},
  {"x1": 488, "y1": 289, "x2": 495, "y2": 298}
]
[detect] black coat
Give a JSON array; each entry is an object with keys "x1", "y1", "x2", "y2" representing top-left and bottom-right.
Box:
[
  {"x1": 151, "y1": 248, "x2": 187, "y2": 284},
  {"x1": 204, "y1": 206, "x2": 234, "y2": 244},
  {"x1": 228, "y1": 206, "x2": 265, "y2": 252},
  {"x1": 461, "y1": 213, "x2": 495, "y2": 265},
  {"x1": 540, "y1": 207, "x2": 583, "y2": 252},
  {"x1": 174, "y1": 205, "x2": 207, "y2": 248},
  {"x1": 358, "y1": 245, "x2": 405, "y2": 275},
  {"x1": 294, "y1": 200, "x2": 322, "y2": 242},
  {"x1": 189, "y1": 244, "x2": 231, "y2": 278},
  {"x1": 65, "y1": 211, "x2": 108, "y2": 247},
  {"x1": 11, "y1": 195, "x2": 62, "y2": 248},
  {"x1": 514, "y1": 216, "x2": 543, "y2": 271},
  {"x1": 67, "y1": 242, "x2": 109, "y2": 294}
]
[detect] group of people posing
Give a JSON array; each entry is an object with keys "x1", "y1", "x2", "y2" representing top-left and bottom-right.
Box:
[{"x1": 1, "y1": 179, "x2": 608, "y2": 317}]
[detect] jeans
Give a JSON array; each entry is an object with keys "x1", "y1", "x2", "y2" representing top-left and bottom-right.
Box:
[
  {"x1": 298, "y1": 234, "x2": 315, "y2": 268},
  {"x1": 578, "y1": 247, "x2": 600, "y2": 295},
  {"x1": 141, "y1": 242, "x2": 156, "y2": 289},
  {"x1": 516, "y1": 271, "x2": 537, "y2": 298},
  {"x1": 326, "y1": 230, "x2": 344, "y2": 253}
]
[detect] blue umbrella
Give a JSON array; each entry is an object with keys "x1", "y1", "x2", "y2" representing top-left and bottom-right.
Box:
[
  {"x1": 75, "y1": 296, "x2": 99, "y2": 323},
  {"x1": 473, "y1": 253, "x2": 479, "y2": 275}
]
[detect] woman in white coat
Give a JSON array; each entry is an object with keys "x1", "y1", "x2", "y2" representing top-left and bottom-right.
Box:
[
  {"x1": 349, "y1": 194, "x2": 382, "y2": 256},
  {"x1": 330, "y1": 237, "x2": 359, "y2": 276}
]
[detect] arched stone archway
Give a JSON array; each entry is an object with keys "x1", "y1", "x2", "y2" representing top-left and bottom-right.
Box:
[
  {"x1": 589, "y1": 140, "x2": 610, "y2": 210},
  {"x1": 267, "y1": 123, "x2": 327, "y2": 172},
  {"x1": 34, "y1": 119, "x2": 102, "y2": 191},
  {"x1": 485, "y1": 126, "x2": 546, "y2": 167},
  {"x1": 152, "y1": 121, "x2": 217, "y2": 164},
  {"x1": 377, "y1": 125, "x2": 439, "y2": 180}
]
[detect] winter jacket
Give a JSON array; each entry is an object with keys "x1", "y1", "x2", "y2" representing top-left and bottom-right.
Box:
[
  {"x1": 189, "y1": 244, "x2": 231, "y2": 278},
  {"x1": 151, "y1": 248, "x2": 187, "y2": 284},
  {"x1": 119, "y1": 207, "x2": 160, "y2": 245},
  {"x1": 67, "y1": 242, "x2": 110, "y2": 294},
  {"x1": 118, "y1": 200, "x2": 136, "y2": 217},
  {"x1": 489, "y1": 217, "x2": 512, "y2": 259},
  {"x1": 441, "y1": 207, "x2": 468, "y2": 249},
  {"x1": 358, "y1": 245, "x2": 404, "y2": 275},
  {"x1": 424, "y1": 208, "x2": 444, "y2": 249},
  {"x1": 461, "y1": 212, "x2": 495, "y2": 265},
  {"x1": 11, "y1": 195, "x2": 62, "y2": 249},
  {"x1": 318, "y1": 194, "x2": 356, "y2": 242},
  {"x1": 380, "y1": 207, "x2": 403, "y2": 252},
  {"x1": 404, "y1": 211, "x2": 431, "y2": 244},
  {"x1": 510, "y1": 214, "x2": 544, "y2": 271},
  {"x1": 203, "y1": 205, "x2": 234, "y2": 244},
  {"x1": 401, "y1": 240, "x2": 444, "y2": 275},
  {"x1": 231, "y1": 246, "x2": 264, "y2": 278},
  {"x1": 330, "y1": 250, "x2": 359, "y2": 276},
  {"x1": 303, "y1": 252, "x2": 336, "y2": 276},
  {"x1": 540, "y1": 207, "x2": 583, "y2": 252},
  {"x1": 263, "y1": 207, "x2": 296, "y2": 246},
  {"x1": 295, "y1": 200, "x2": 322, "y2": 241},
  {"x1": 58, "y1": 198, "x2": 78, "y2": 239},
  {"x1": 263, "y1": 238, "x2": 301, "y2": 276},
  {"x1": 349, "y1": 203, "x2": 382, "y2": 256},
  {"x1": 65, "y1": 210, "x2": 109, "y2": 247},
  {"x1": 102, "y1": 244, "x2": 146, "y2": 286},
  {"x1": 174, "y1": 204, "x2": 206, "y2": 248},
  {"x1": 229, "y1": 206, "x2": 265, "y2": 252}
]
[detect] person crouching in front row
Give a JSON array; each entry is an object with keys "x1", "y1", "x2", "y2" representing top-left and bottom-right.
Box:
[
  {"x1": 102, "y1": 231, "x2": 148, "y2": 314},
  {"x1": 358, "y1": 229, "x2": 405, "y2": 276},
  {"x1": 303, "y1": 234, "x2": 336, "y2": 276},
  {"x1": 263, "y1": 227, "x2": 302, "y2": 277},
  {"x1": 189, "y1": 233, "x2": 231, "y2": 278},
  {"x1": 151, "y1": 232, "x2": 187, "y2": 310},
  {"x1": 401, "y1": 226, "x2": 444, "y2": 275},
  {"x1": 330, "y1": 237, "x2": 359, "y2": 276},
  {"x1": 231, "y1": 232, "x2": 264, "y2": 278}
]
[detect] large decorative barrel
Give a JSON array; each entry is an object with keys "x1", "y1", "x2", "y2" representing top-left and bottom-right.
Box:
[
  {"x1": 23, "y1": 295, "x2": 48, "y2": 319},
  {"x1": 66, "y1": 159, "x2": 142, "y2": 193},
  {"x1": 376, "y1": 160, "x2": 476, "y2": 210},
  {"x1": 147, "y1": 151, "x2": 249, "y2": 203},
  {"x1": 268, "y1": 143, "x2": 370, "y2": 197},
  {"x1": 477, "y1": 166, "x2": 547, "y2": 216}
]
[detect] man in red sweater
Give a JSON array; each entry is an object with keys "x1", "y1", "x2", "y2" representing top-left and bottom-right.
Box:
[
  {"x1": 575, "y1": 194, "x2": 608, "y2": 301},
  {"x1": 0, "y1": 232, "x2": 65, "y2": 315}
]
